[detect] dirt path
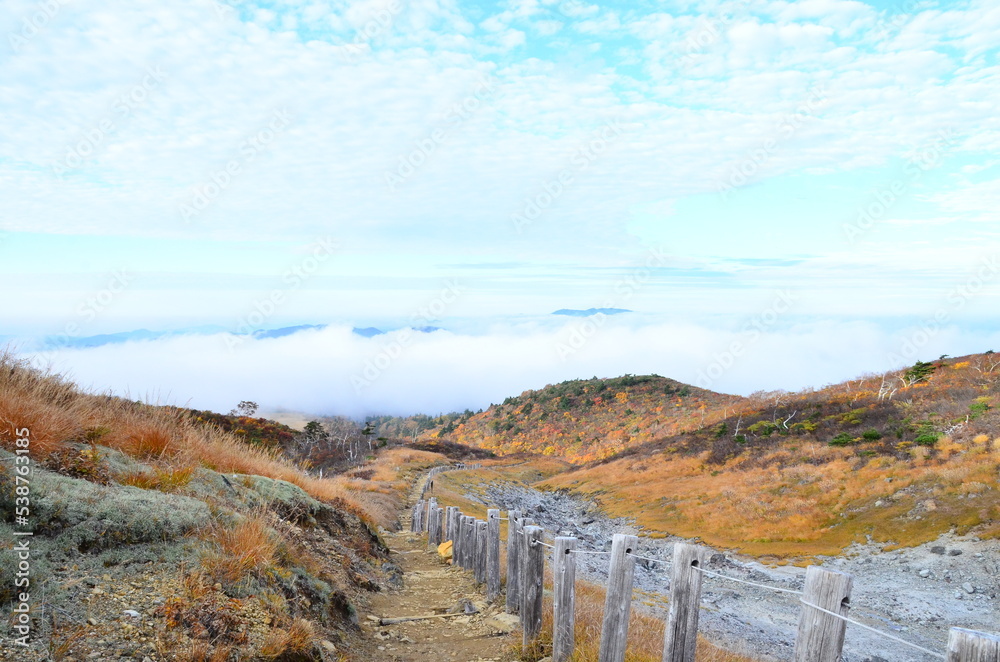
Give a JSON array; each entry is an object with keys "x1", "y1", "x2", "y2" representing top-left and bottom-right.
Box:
[{"x1": 359, "y1": 474, "x2": 517, "y2": 662}]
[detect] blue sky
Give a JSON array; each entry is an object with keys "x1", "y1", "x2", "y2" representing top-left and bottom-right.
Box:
[{"x1": 1, "y1": 0, "x2": 998, "y2": 415}]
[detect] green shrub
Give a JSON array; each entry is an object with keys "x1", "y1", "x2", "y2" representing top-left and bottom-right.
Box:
[
  {"x1": 747, "y1": 421, "x2": 778, "y2": 437},
  {"x1": 969, "y1": 401, "x2": 991, "y2": 418},
  {"x1": 914, "y1": 433, "x2": 939, "y2": 446},
  {"x1": 829, "y1": 433, "x2": 855, "y2": 447},
  {"x1": 862, "y1": 428, "x2": 882, "y2": 441},
  {"x1": 904, "y1": 360, "x2": 937, "y2": 384}
]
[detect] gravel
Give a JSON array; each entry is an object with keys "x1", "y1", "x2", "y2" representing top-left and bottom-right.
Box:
[{"x1": 471, "y1": 481, "x2": 1000, "y2": 662}]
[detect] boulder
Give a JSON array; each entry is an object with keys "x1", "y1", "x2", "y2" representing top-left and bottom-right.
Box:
[{"x1": 437, "y1": 540, "x2": 453, "y2": 563}]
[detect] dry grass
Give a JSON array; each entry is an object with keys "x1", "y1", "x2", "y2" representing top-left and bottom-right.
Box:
[
  {"x1": 541, "y1": 437, "x2": 1000, "y2": 558},
  {"x1": 0, "y1": 353, "x2": 434, "y2": 527},
  {"x1": 199, "y1": 512, "x2": 279, "y2": 585},
  {"x1": 260, "y1": 618, "x2": 319, "y2": 658},
  {"x1": 120, "y1": 465, "x2": 195, "y2": 491}
]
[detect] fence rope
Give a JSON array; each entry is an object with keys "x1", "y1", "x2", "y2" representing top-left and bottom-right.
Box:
[
  {"x1": 799, "y1": 599, "x2": 946, "y2": 660},
  {"x1": 626, "y1": 551, "x2": 670, "y2": 566},
  {"x1": 693, "y1": 566, "x2": 803, "y2": 596},
  {"x1": 533, "y1": 540, "x2": 555, "y2": 549},
  {"x1": 569, "y1": 549, "x2": 611, "y2": 555}
]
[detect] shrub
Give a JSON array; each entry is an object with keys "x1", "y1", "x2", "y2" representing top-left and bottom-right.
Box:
[
  {"x1": 904, "y1": 360, "x2": 937, "y2": 384},
  {"x1": 861, "y1": 428, "x2": 882, "y2": 441},
  {"x1": 969, "y1": 400, "x2": 991, "y2": 418},
  {"x1": 914, "y1": 433, "x2": 940, "y2": 446},
  {"x1": 747, "y1": 421, "x2": 778, "y2": 437},
  {"x1": 828, "y1": 433, "x2": 854, "y2": 447}
]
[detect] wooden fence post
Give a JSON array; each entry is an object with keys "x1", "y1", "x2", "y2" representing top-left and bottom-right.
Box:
[
  {"x1": 455, "y1": 515, "x2": 466, "y2": 566},
  {"x1": 521, "y1": 525, "x2": 545, "y2": 652},
  {"x1": 449, "y1": 507, "x2": 459, "y2": 544},
  {"x1": 429, "y1": 507, "x2": 443, "y2": 550},
  {"x1": 947, "y1": 628, "x2": 1000, "y2": 661},
  {"x1": 793, "y1": 566, "x2": 853, "y2": 662},
  {"x1": 425, "y1": 498, "x2": 435, "y2": 533},
  {"x1": 506, "y1": 510, "x2": 523, "y2": 613},
  {"x1": 463, "y1": 516, "x2": 476, "y2": 570},
  {"x1": 426, "y1": 507, "x2": 436, "y2": 550},
  {"x1": 487, "y1": 509, "x2": 501, "y2": 602},
  {"x1": 662, "y1": 543, "x2": 711, "y2": 662},
  {"x1": 416, "y1": 500, "x2": 425, "y2": 533},
  {"x1": 553, "y1": 536, "x2": 577, "y2": 662},
  {"x1": 475, "y1": 520, "x2": 487, "y2": 583},
  {"x1": 598, "y1": 533, "x2": 639, "y2": 662}
]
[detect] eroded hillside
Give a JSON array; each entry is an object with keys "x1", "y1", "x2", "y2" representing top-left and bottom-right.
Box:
[{"x1": 0, "y1": 354, "x2": 451, "y2": 660}]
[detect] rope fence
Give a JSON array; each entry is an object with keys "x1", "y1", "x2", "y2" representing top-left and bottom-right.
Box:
[
  {"x1": 692, "y1": 566, "x2": 803, "y2": 596},
  {"x1": 799, "y1": 599, "x2": 948, "y2": 660},
  {"x1": 408, "y1": 466, "x2": 999, "y2": 662}
]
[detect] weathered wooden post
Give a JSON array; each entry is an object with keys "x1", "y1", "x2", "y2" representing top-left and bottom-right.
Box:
[
  {"x1": 430, "y1": 508, "x2": 444, "y2": 550},
  {"x1": 662, "y1": 543, "x2": 711, "y2": 662},
  {"x1": 553, "y1": 536, "x2": 577, "y2": 662},
  {"x1": 455, "y1": 515, "x2": 466, "y2": 565},
  {"x1": 521, "y1": 525, "x2": 545, "y2": 652},
  {"x1": 426, "y1": 507, "x2": 436, "y2": 550},
  {"x1": 486, "y1": 509, "x2": 501, "y2": 602},
  {"x1": 476, "y1": 520, "x2": 488, "y2": 584},
  {"x1": 947, "y1": 628, "x2": 1000, "y2": 661},
  {"x1": 415, "y1": 500, "x2": 425, "y2": 532},
  {"x1": 598, "y1": 534, "x2": 639, "y2": 662},
  {"x1": 463, "y1": 516, "x2": 476, "y2": 570},
  {"x1": 505, "y1": 510, "x2": 523, "y2": 613},
  {"x1": 448, "y1": 507, "x2": 459, "y2": 544},
  {"x1": 425, "y1": 498, "x2": 436, "y2": 533},
  {"x1": 793, "y1": 566, "x2": 853, "y2": 662}
]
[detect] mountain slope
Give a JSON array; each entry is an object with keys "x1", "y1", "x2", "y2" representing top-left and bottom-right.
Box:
[
  {"x1": 432, "y1": 374, "x2": 741, "y2": 462},
  {"x1": 428, "y1": 354, "x2": 1000, "y2": 558},
  {"x1": 532, "y1": 354, "x2": 1000, "y2": 557}
]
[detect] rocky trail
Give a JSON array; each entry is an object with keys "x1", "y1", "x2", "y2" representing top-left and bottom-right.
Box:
[{"x1": 357, "y1": 476, "x2": 516, "y2": 662}]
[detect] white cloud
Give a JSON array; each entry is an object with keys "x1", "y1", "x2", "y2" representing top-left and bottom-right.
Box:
[{"x1": 24, "y1": 320, "x2": 1000, "y2": 418}]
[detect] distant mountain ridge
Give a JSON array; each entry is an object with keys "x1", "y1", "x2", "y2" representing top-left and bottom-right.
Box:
[
  {"x1": 551, "y1": 307, "x2": 632, "y2": 317},
  {"x1": 25, "y1": 323, "x2": 443, "y2": 350}
]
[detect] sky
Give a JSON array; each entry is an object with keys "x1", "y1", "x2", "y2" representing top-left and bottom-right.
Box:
[{"x1": 1, "y1": 0, "x2": 998, "y2": 417}]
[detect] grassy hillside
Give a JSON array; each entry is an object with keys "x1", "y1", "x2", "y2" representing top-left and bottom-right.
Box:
[
  {"x1": 537, "y1": 354, "x2": 1000, "y2": 559},
  {"x1": 432, "y1": 374, "x2": 739, "y2": 462},
  {"x1": 430, "y1": 355, "x2": 1000, "y2": 560},
  {"x1": 0, "y1": 353, "x2": 454, "y2": 660}
]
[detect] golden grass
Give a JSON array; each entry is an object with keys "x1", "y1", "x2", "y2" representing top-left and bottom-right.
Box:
[
  {"x1": 199, "y1": 513, "x2": 279, "y2": 585},
  {"x1": 541, "y1": 438, "x2": 1000, "y2": 559},
  {"x1": 260, "y1": 618, "x2": 320, "y2": 658},
  {"x1": 120, "y1": 465, "x2": 195, "y2": 491},
  {"x1": 0, "y1": 353, "x2": 448, "y2": 527}
]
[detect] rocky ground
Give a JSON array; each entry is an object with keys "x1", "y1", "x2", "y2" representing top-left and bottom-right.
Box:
[
  {"x1": 360, "y1": 529, "x2": 518, "y2": 662},
  {"x1": 349, "y1": 469, "x2": 516, "y2": 662},
  {"x1": 474, "y1": 481, "x2": 1000, "y2": 662}
]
